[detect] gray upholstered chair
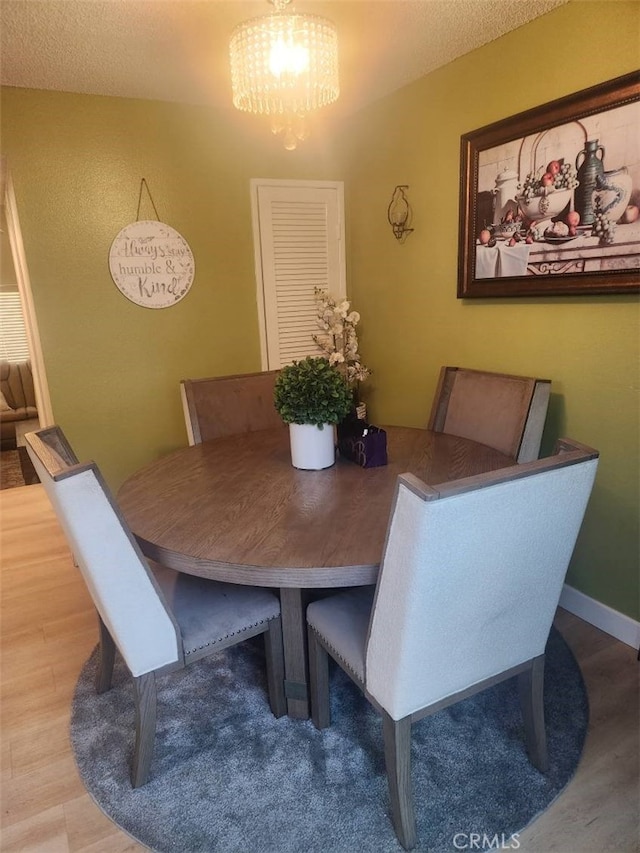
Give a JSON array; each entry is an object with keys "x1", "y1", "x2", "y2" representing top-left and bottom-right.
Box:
[
  {"x1": 180, "y1": 369, "x2": 283, "y2": 446},
  {"x1": 428, "y1": 366, "x2": 551, "y2": 462},
  {"x1": 307, "y1": 438, "x2": 598, "y2": 849},
  {"x1": 25, "y1": 426, "x2": 286, "y2": 788}
]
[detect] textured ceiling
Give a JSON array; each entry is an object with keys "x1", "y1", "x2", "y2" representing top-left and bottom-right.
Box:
[{"x1": 1, "y1": 0, "x2": 568, "y2": 117}]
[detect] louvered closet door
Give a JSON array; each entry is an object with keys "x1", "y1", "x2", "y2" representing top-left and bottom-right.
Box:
[{"x1": 252, "y1": 181, "x2": 346, "y2": 369}]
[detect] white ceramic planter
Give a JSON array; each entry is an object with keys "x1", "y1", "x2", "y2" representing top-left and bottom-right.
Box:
[{"x1": 288, "y1": 423, "x2": 336, "y2": 470}]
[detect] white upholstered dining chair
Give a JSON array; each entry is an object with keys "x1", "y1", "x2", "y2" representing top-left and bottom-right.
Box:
[
  {"x1": 307, "y1": 438, "x2": 598, "y2": 849},
  {"x1": 180, "y1": 369, "x2": 283, "y2": 445},
  {"x1": 25, "y1": 426, "x2": 286, "y2": 787},
  {"x1": 428, "y1": 366, "x2": 551, "y2": 462}
]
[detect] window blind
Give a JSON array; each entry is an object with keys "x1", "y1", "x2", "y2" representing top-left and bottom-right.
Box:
[{"x1": 0, "y1": 291, "x2": 30, "y2": 361}]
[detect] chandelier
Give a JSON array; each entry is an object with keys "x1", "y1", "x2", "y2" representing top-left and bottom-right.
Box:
[{"x1": 229, "y1": 0, "x2": 339, "y2": 150}]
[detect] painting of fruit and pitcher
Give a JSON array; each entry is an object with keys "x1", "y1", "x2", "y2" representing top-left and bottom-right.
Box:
[{"x1": 458, "y1": 71, "x2": 639, "y2": 297}]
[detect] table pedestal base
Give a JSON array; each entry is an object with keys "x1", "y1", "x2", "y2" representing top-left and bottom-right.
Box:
[{"x1": 280, "y1": 587, "x2": 310, "y2": 718}]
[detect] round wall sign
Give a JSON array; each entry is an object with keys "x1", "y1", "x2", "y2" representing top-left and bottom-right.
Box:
[{"x1": 108, "y1": 220, "x2": 195, "y2": 309}]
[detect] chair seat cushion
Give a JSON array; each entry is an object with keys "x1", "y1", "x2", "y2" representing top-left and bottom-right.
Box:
[
  {"x1": 153, "y1": 566, "x2": 281, "y2": 657},
  {"x1": 307, "y1": 587, "x2": 375, "y2": 683}
]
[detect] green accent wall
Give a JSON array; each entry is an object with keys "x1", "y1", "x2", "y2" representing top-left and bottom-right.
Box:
[
  {"x1": 339, "y1": 0, "x2": 639, "y2": 621},
  {"x1": 0, "y1": 91, "x2": 344, "y2": 484},
  {"x1": 1, "y1": 0, "x2": 638, "y2": 620}
]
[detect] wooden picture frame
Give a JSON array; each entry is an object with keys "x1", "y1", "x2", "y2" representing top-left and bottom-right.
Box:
[{"x1": 458, "y1": 71, "x2": 640, "y2": 298}]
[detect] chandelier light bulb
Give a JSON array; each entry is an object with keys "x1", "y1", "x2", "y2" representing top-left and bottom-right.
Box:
[{"x1": 269, "y1": 38, "x2": 309, "y2": 77}]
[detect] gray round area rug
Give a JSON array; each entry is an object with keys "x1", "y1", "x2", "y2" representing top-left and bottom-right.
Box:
[{"x1": 70, "y1": 627, "x2": 588, "y2": 853}]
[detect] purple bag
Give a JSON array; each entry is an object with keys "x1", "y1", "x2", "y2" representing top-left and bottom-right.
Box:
[{"x1": 337, "y1": 421, "x2": 388, "y2": 468}]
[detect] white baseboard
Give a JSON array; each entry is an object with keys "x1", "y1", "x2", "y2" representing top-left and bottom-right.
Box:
[{"x1": 559, "y1": 584, "x2": 640, "y2": 650}]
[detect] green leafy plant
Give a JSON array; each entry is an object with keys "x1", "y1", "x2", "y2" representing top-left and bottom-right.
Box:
[{"x1": 274, "y1": 356, "x2": 353, "y2": 429}]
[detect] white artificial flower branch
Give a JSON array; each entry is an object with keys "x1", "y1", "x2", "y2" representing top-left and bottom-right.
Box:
[{"x1": 312, "y1": 288, "x2": 371, "y2": 389}]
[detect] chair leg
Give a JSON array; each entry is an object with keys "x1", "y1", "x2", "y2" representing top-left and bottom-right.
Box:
[
  {"x1": 131, "y1": 672, "x2": 157, "y2": 788},
  {"x1": 94, "y1": 612, "x2": 116, "y2": 694},
  {"x1": 308, "y1": 627, "x2": 330, "y2": 730},
  {"x1": 382, "y1": 711, "x2": 417, "y2": 850},
  {"x1": 264, "y1": 616, "x2": 287, "y2": 718},
  {"x1": 518, "y1": 654, "x2": 549, "y2": 772}
]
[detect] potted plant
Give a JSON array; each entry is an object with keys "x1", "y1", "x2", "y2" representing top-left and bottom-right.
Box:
[{"x1": 274, "y1": 356, "x2": 353, "y2": 470}]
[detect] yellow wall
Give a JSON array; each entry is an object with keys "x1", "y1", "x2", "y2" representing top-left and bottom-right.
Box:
[
  {"x1": 1, "y1": 0, "x2": 638, "y2": 619},
  {"x1": 0, "y1": 91, "x2": 345, "y2": 482},
  {"x1": 341, "y1": 1, "x2": 639, "y2": 619}
]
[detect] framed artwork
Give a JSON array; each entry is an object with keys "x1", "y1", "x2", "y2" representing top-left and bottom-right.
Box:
[{"x1": 458, "y1": 71, "x2": 640, "y2": 298}]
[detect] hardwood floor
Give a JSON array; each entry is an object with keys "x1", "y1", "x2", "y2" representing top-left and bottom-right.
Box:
[{"x1": 1, "y1": 484, "x2": 638, "y2": 852}]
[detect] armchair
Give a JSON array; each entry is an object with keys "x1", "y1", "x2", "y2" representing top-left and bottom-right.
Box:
[
  {"x1": 180, "y1": 370, "x2": 283, "y2": 445},
  {"x1": 428, "y1": 366, "x2": 551, "y2": 462},
  {"x1": 307, "y1": 439, "x2": 598, "y2": 849},
  {"x1": 25, "y1": 426, "x2": 286, "y2": 788}
]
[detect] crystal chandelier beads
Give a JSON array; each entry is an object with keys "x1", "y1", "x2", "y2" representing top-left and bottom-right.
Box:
[{"x1": 229, "y1": 1, "x2": 339, "y2": 149}]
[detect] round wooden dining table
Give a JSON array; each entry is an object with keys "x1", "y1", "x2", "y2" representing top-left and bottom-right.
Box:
[{"x1": 118, "y1": 425, "x2": 513, "y2": 717}]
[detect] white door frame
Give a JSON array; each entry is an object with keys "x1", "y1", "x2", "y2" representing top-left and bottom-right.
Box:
[{"x1": 1, "y1": 156, "x2": 54, "y2": 427}]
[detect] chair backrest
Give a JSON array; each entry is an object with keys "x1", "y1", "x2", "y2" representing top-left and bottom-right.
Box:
[
  {"x1": 25, "y1": 426, "x2": 181, "y2": 677},
  {"x1": 365, "y1": 439, "x2": 598, "y2": 721},
  {"x1": 428, "y1": 366, "x2": 551, "y2": 462},
  {"x1": 180, "y1": 370, "x2": 283, "y2": 445}
]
